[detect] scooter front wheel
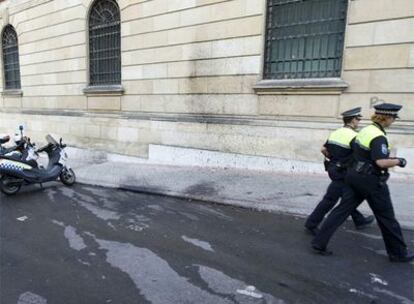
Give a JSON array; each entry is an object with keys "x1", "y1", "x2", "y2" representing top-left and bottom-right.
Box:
[
  {"x1": 60, "y1": 168, "x2": 76, "y2": 186},
  {"x1": 0, "y1": 176, "x2": 22, "y2": 195}
]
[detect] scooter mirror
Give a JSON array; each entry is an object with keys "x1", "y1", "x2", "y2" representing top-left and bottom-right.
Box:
[{"x1": 19, "y1": 125, "x2": 24, "y2": 131}]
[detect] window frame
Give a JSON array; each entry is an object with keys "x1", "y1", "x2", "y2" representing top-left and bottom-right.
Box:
[
  {"x1": 84, "y1": 0, "x2": 124, "y2": 96},
  {"x1": 1, "y1": 24, "x2": 22, "y2": 96},
  {"x1": 255, "y1": 0, "x2": 350, "y2": 95}
]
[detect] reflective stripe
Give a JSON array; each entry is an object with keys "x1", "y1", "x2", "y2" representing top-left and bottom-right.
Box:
[
  {"x1": 327, "y1": 127, "x2": 357, "y2": 149},
  {"x1": 0, "y1": 159, "x2": 32, "y2": 170},
  {"x1": 355, "y1": 124, "x2": 388, "y2": 151}
]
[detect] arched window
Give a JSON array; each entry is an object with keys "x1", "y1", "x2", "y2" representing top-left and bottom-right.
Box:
[
  {"x1": 88, "y1": 0, "x2": 121, "y2": 86},
  {"x1": 2, "y1": 25, "x2": 21, "y2": 90}
]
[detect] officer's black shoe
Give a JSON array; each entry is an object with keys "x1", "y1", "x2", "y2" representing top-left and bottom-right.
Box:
[
  {"x1": 388, "y1": 252, "x2": 414, "y2": 263},
  {"x1": 355, "y1": 215, "x2": 375, "y2": 230},
  {"x1": 305, "y1": 226, "x2": 320, "y2": 236},
  {"x1": 311, "y1": 244, "x2": 333, "y2": 256}
]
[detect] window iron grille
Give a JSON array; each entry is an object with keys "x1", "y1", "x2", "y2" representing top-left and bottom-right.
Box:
[
  {"x1": 264, "y1": 0, "x2": 348, "y2": 80},
  {"x1": 2, "y1": 25, "x2": 21, "y2": 90},
  {"x1": 89, "y1": 0, "x2": 121, "y2": 86}
]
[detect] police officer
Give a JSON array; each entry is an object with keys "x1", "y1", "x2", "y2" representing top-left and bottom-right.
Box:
[
  {"x1": 311, "y1": 103, "x2": 413, "y2": 263},
  {"x1": 305, "y1": 107, "x2": 374, "y2": 235}
]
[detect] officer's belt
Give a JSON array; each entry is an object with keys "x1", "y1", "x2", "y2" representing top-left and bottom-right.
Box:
[
  {"x1": 352, "y1": 161, "x2": 384, "y2": 176},
  {"x1": 334, "y1": 161, "x2": 346, "y2": 169}
]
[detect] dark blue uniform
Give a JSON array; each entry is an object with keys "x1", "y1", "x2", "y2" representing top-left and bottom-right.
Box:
[
  {"x1": 305, "y1": 130, "x2": 367, "y2": 231},
  {"x1": 312, "y1": 119, "x2": 410, "y2": 261}
]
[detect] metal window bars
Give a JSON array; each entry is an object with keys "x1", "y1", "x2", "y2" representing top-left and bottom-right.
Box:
[
  {"x1": 89, "y1": 0, "x2": 121, "y2": 86},
  {"x1": 2, "y1": 25, "x2": 21, "y2": 90},
  {"x1": 264, "y1": 0, "x2": 348, "y2": 80}
]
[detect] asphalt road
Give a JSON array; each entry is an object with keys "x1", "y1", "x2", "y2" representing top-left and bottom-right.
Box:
[{"x1": 0, "y1": 184, "x2": 413, "y2": 304}]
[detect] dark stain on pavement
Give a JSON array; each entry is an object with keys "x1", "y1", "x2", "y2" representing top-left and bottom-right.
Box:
[{"x1": 185, "y1": 182, "x2": 218, "y2": 196}]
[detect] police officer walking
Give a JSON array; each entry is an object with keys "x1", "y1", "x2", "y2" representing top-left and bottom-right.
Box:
[
  {"x1": 305, "y1": 107, "x2": 374, "y2": 235},
  {"x1": 311, "y1": 103, "x2": 414, "y2": 263}
]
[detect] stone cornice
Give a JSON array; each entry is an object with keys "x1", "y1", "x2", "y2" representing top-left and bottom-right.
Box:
[
  {"x1": 254, "y1": 78, "x2": 349, "y2": 95},
  {"x1": 83, "y1": 85, "x2": 124, "y2": 96},
  {"x1": 1, "y1": 89, "x2": 23, "y2": 97},
  {"x1": 2, "y1": 108, "x2": 414, "y2": 134}
]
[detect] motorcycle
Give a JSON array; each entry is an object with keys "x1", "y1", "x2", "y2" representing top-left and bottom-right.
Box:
[{"x1": 0, "y1": 134, "x2": 76, "y2": 195}]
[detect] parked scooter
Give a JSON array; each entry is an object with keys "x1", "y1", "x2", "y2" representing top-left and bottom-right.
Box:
[{"x1": 0, "y1": 134, "x2": 75, "y2": 195}]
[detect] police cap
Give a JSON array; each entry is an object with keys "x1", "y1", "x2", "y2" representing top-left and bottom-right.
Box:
[
  {"x1": 341, "y1": 107, "x2": 362, "y2": 118},
  {"x1": 374, "y1": 103, "x2": 402, "y2": 118}
]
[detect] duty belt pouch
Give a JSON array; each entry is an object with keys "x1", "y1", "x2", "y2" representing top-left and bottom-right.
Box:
[
  {"x1": 378, "y1": 172, "x2": 390, "y2": 186},
  {"x1": 335, "y1": 162, "x2": 346, "y2": 172},
  {"x1": 354, "y1": 161, "x2": 364, "y2": 173},
  {"x1": 354, "y1": 161, "x2": 373, "y2": 174}
]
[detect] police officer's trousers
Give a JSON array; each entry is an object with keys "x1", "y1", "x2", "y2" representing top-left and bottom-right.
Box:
[
  {"x1": 305, "y1": 170, "x2": 366, "y2": 229},
  {"x1": 312, "y1": 169, "x2": 407, "y2": 257}
]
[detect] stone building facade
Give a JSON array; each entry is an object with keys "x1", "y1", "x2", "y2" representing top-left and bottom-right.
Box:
[{"x1": 0, "y1": 0, "x2": 413, "y2": 175}]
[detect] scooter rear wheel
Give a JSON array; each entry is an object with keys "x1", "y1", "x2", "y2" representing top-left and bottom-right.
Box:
[
  {"x1": 0, "y1": 176, "x2": 22, "y2": 195},
  {"x1": 60, "y1": 168, "x2": 76, "y2": 186}
]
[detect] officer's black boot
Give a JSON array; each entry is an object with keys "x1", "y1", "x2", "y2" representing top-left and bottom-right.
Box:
[
  {"x1": 388, "y1": 251, "x2": 414, "y2": 263},
  {"x1": 311, "y1": 244, "x2": 333, "y2": 256},
  {"x1": 355, "y1": 215, "x2": 375, "y2": 230},
  {"x1": 304, "y1": 225, "x2": 320, "y2": 236}
]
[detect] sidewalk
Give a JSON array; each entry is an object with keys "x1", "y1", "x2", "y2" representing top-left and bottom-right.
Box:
[{"x1": 69, "y1": 150, "x2": 414, "y2": 230}]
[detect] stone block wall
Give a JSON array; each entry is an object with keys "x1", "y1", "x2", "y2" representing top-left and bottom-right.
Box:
[{"x1": 0, "y1": 0, "x2": 413, "y2": 173}]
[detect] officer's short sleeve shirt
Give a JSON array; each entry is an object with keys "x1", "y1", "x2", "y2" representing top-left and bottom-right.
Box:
[
  {"x1": 350, "y1": 137, "x2": 356, "y2": 148},
  {"x1": 370, "y1": 136, "x2": 389, "y2": 160}
]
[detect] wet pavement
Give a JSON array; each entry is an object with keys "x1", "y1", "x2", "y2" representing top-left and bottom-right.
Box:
[{"x1": 0, "y1": 184, "x2": 413, "y2": 304}]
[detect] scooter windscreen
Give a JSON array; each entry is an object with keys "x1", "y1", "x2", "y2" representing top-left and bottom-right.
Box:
[{"x1": 45, "y1": 134, "x2": 59, "y2": 146}]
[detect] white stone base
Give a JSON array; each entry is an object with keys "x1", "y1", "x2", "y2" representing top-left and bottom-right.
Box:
[
  {"x1": 67, "y1": 144, "x2": 414, "y2": 181},
  {"x1": 146, "y1": 145, "x2": 324, "y2": 174},
  {"x1": 68, "y1": 144, "x2": 324, "y2": 174}
]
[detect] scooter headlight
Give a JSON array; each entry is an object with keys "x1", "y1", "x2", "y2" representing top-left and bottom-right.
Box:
[{"x1": 14, "y1": 133, "x2": 23, "y2": 145}]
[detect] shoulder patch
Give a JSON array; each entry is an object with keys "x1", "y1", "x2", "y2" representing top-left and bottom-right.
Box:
[{"x1": 381, "y1": 144, "x2": 388, "y2": 155}]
